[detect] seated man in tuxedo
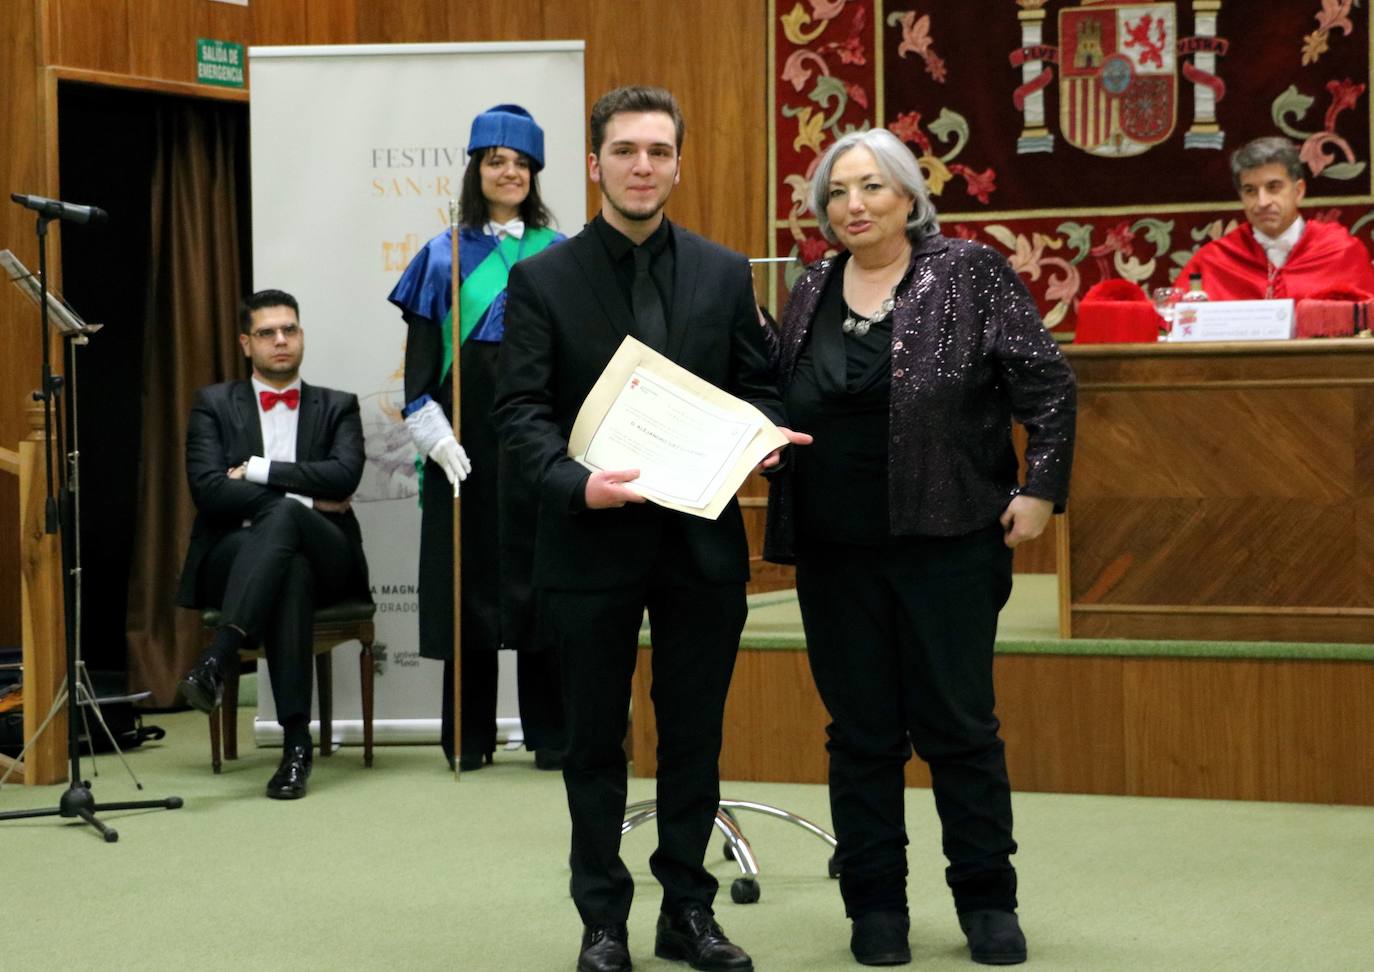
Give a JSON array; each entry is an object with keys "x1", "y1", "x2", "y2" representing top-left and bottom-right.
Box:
[
  {"x1": 1176, "y1": 135, "x2": 1374, "y2": 299},
  {"x1": 176, "y1": 289, "x2": 370, "y2": 800}
]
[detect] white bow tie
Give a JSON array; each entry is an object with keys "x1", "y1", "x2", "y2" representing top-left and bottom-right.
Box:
[{"x1": 488, "y1": 219, "x2": 524, "y2": 240}]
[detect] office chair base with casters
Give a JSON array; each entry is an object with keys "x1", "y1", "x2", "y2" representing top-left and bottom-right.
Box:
[{"x1": 622, "y1": 797, "x2": 838, "y2": 904}]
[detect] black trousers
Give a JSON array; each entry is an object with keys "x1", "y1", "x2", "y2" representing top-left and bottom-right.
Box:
[
  {"x1": 201, "y1": 499, "x2": 357, "y2": 725},
  {"x1": 440, "y1": 653, "x2": 497, "y2": 758},
  {"x1": 795, "y1": 524, "x2": 1018, "y2": 918},
  {"x1": 517, "y1": 644, "x2": 564, "y2": 752},
  {"x1": 438, "y1": 643, "x2": 563, "y2": 757},
  {"x1": 442, "y1": 646, "x2": 566, "y2": 758},
  {"x1": 544, "y1": 544, "x2": 746, "y2": 925}
]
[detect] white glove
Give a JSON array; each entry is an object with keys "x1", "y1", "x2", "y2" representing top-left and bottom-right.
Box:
[
  {"x1": 405, "y1": 399, "x2": 471, "y2": 491},
  {"x1": 429, "y1": 436, "x2": 471, "y2": 494}
]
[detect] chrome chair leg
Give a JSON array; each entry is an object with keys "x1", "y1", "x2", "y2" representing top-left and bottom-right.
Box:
[{"x1": 621, "y1": 797, "x2": 838, "y2": 905}]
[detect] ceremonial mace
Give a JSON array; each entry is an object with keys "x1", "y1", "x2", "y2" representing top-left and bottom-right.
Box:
[{"x1": 449, "y1": 197, "x2": 463, "y2": 778}]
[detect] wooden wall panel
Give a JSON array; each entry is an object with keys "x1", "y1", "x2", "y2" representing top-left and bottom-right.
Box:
[
  {"x1": 52, "y1": 0, "x2": 131, "y2": 74},
  {"x1": 303, "y1": 0, "x2": 357, "y2": 45},
  {"x1": 0, "y1": 0, "x2": 53, "y2": 647},
  {"x1": 446, "y1": 1, "x2": 545, "y2": 41},
  {"x1": 1264, "y1": 660, "x2": 1374, "y2": 804},
  {"x1": 250, "y1": 0, "x2": 308, "y2": 47},
  {"x1": 996, "y1": 655, "x2": 1126, "y2": 795},
  {"x1": 1124, "y1": 658, "x2": 1269, "y2": 801},
  {"x1": 126, "y1": 0, "x2": 203, "y2": 83},
  {"x1": 354, "y1": 0, "x2": 450, "y2": 44},
  {"x1": 204, "y1": 1, "x2": 251, "y2": 40}
]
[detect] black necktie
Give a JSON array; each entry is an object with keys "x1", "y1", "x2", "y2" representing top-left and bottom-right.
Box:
[{"x1": 632, "y1": 246, "x2": 668, "y2": 352}]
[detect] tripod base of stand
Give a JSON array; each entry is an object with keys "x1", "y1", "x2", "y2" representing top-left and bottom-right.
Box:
[
  {"x1": 623, "y1": 797, "x2": 838, "y2": 905},
  {"x1": 0, "y1": 783, "x2": 183, "y2": 843}
]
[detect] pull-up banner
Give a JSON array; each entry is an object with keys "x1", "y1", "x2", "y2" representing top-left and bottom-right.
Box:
[{"x1": 249, "y1": 41, "x2": 586, "y2": 747}]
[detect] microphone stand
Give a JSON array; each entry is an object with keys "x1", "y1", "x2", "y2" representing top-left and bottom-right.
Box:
[{"x1": 0, "y1": 207, "x2": 183, "y2": 842}]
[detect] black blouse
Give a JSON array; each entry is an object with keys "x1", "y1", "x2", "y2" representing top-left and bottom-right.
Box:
[{"x1": 785, "y1": 254, "x2": 895, "y2": 546}]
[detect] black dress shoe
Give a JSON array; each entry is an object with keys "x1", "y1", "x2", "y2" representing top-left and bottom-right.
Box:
[
  {"x1": 458, "y1": 751, "x2": 493, "y2": 772},
  {"x1": 266, "y1": 743, "x2": 312, "y2": 800},
  {"x1": 958, "y1": 910, "x2": 1027, "y2": 965},
  {"x1": 578, "y1": 922, "x2": 631, "y2": 972},
  {"x1": 851, "y1": 911, "x2": 911, "y2": 966},
  {"x1": 178, "y1": 655, "x2": 225, "y2": 713},
  {"x1": 655, "y1": 902, "x2": 752, "y2": 971},
  {"x1": 534, "y1": 747, "x2": 565, "y2": 771}
]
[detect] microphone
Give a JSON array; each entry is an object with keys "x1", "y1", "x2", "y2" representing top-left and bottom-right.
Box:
[{"x1": 10, "y1": 192, "x2": 109, "y2": 225}]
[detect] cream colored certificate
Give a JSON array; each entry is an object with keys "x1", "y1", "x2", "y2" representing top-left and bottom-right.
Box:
[{"x1": 569, "y1": 336, "x2": 788, "y2": 519}]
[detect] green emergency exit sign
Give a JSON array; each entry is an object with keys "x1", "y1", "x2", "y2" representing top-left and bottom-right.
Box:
[{"x1": 197, "y1": 38, "x2": 245, "y2": 88}]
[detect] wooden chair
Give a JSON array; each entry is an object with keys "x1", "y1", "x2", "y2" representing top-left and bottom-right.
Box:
[{"x1": 199, "y1": 600, "x2": 377, "y2": 773}]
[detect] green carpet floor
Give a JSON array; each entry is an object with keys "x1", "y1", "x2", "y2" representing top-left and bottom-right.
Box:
[{"x1": 3, "y1": 707, "x2": 1371, "y2": 971}]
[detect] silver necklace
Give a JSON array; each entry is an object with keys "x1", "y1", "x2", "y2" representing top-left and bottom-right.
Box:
[{"x1": 842, "y1": 287, "x2": 896, "y2": 336}]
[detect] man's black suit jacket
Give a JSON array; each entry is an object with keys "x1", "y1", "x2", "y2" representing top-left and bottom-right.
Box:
[
  {"x1": 495, "y1": 220, "x2": 784, "y2": 591},
  {"x1": 176, "y1": 379, "x2": 370, "y2": 607}
]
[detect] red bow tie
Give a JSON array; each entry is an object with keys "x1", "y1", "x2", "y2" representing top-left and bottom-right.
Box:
[{"x1": 259, "y1": 388, "x2": 300, "y2": 411}]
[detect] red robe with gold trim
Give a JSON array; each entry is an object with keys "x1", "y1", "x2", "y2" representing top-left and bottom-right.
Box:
[{"x1": 1175, "y1": 220, "x2": 1374, "y2": 300}]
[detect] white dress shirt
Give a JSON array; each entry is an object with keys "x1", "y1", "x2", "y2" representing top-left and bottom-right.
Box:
[
  {"x1": 245, "y1": 376, "x2": 311, "y2": 508},
  {"x1": 1254, "y1": 216, "x2": 1305, "y2": 269}
]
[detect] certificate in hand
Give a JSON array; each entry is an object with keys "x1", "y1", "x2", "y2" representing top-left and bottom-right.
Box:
[{"x1": 568, "y1": 336, "x2": 787, "y2": 519}]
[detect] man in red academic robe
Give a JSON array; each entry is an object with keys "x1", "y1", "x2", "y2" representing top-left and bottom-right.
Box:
[{"x1": 1176, "y1": 136, "x2": 1374, "y2": 300}]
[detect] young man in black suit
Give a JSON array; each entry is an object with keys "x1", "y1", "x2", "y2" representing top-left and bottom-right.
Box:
[
  {"x1": 496, "y1": 86, "x2": 808, "y2": 972},
  {"x1": 176, "y1": 289, "x2": 369, "y2": 800}
]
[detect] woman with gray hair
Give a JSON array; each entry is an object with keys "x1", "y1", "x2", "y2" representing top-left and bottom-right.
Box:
[{"x1": 763, "y1": 128, "x2": 1076, "y2": 966}]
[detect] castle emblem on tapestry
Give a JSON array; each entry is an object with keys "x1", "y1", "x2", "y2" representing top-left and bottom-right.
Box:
[{"x1": 1011, "y1": 0, "x2": 1227, "y2": 157}]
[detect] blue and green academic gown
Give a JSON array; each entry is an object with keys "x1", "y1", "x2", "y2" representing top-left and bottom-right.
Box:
[{"x1": 387, "y1": 225, "x2": 563, "y2": 671}]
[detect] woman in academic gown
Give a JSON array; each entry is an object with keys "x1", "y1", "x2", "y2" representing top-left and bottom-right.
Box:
[{"x1": 388, "y1": 105, "x2": 566, "y2": 772}]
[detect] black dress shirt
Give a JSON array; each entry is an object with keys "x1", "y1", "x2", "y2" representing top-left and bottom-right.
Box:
[{"x1": 591, "y1": 214, "x2": 675, "y2": 329}]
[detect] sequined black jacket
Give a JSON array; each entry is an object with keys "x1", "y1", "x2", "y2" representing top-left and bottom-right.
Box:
[{"x1": 763, "y1": 233, "x2": 1076, "y2": 563}]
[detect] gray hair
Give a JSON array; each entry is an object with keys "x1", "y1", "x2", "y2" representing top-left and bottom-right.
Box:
[
  {"x1": 1230, "y1": 136, "x2": 1303, "y2": 190},
  {"x1": 810, "y1": 128, "x2": 940, "y2": 244}
]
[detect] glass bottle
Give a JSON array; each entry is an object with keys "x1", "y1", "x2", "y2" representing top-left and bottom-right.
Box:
[{"x1": 1180, "y1": 271, "x2": 1210, "y2": 302}]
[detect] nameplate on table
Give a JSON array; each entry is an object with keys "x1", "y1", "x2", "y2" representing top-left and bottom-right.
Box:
[{"x1": 1170, "y1": 299, "x2": 1295, "y2": 342}]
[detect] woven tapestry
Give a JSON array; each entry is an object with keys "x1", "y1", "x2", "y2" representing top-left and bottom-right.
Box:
[{"x1": 770, "y1": 0, "x2": 1374, "y2": 331}]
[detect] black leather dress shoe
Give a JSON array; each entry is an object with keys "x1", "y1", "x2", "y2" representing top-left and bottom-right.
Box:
[
  {"x1": 265, "y1": 743, "x2": 312, "y2": 800},
  {"x1": 458, "y1": 751, "x2": 493, "y2": 772},
  {"x1": 851, "y1": 911, "x2": 911, "y2": 966},
  {"x1": 958, "y1": 910, "x2": 1027, "y2": 965},
  {"x1": 655, "y1": 902, "x2": 752, "y2": 971},
  {"x1": 178, "y1": 655, "x2": 225, "y2": 713},
  {"x1": 534, "y1": 747, "x2": 565, "y2": 771},
  {"x1": 577, "y1": 922, "x2": 631, "y2": 972}
]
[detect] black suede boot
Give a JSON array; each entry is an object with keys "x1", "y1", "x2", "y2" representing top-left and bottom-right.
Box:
[{"x1": 850, "y1": 911, "x2": 911, "y2": 966}]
